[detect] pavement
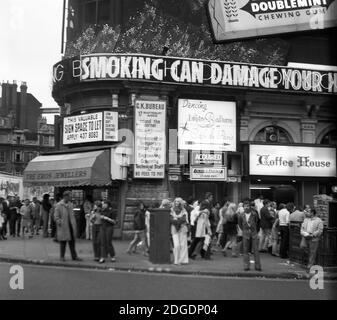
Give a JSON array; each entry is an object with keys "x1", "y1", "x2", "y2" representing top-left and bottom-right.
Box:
[
  {"x1": 1, "y1": 262, "x2": 336, "y2": 300},
  {"x1": 0, "y1": 235, "x2": 336, "y2": 280}
]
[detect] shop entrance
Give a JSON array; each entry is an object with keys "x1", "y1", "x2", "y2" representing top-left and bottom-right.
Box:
[
  {"x1": 250, "y1": 181, "x2": 297, "y2": 205},
  {"x1": 171, "y1": 180, "x2": 227, "y2": 203}
]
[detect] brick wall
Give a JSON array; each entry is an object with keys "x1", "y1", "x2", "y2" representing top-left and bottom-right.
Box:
[{"x1": 122, "y1": 180, "x2": 169, "y2": 239}]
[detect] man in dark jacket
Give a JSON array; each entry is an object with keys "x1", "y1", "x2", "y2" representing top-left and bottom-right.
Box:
[
  {"x1": 238, "y1": 200, "x2": 262, "y2": 271},
  {"x1": 259, "y1": 200, "x2": 274, "y2": 252}
]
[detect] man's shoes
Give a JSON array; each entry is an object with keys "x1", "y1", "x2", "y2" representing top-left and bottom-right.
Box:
[
  {"x1": 73, "y1": 257, "x2": 82, "y2": 261},
  {"x1": 99, "y1": 258, "x2": 105, "y2": 263},
  {"x1": 110, "y1": 257, "x2": 116, "y2": 262},
  {"x1": 255, "y1": 267, "x2": 262, "y2": 271}
]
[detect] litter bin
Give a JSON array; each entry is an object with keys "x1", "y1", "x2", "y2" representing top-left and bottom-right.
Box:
[{"x1": 149, "y1": 208, "x2": 171, "y2": 264}]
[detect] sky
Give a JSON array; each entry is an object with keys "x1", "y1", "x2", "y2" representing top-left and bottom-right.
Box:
[{"x1": 0, "y1": 0, "x2": 64, "y2": 123}]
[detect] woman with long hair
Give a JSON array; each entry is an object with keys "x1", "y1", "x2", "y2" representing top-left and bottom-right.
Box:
[
  {"x1": 216, "y1": 200, "x2": 230, "y2": 248},
  {"x1": 170, "y1": 197, "x2": 189, "y2": 265},
  {"x1": 222, "y1": 202, "x2": 238, "y2": 257}
]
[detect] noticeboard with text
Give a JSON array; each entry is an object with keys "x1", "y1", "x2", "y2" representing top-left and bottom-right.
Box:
[
  {"x1": 63, "y1": 111, "x2": 118, "y2": 145},
  {"x1": 134, "y1": 100, "x2": 166, "y2": 179},
  {"x1": 178, "y1": 99, "x2": 236, "y2": 152},
  {"x1": 208, "y1": 0, "x2": 337, "y2": 42}
]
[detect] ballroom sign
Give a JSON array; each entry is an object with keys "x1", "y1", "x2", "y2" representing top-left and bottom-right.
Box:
[
  {"x1": 178, "y1": 99, "x2": 236, "y2": 152},
  {"x1": 249, "y1": 144, "x2": 337, "y2": 177},
  {"x1": 190, "y1": 166, "x2": 228, "y2": 181},
  {"x1": 63, "y1": 111, "x2": 118, "y2": 145},
  {"x1": 208, "y1": 0, "x2": 337, "y2": 41},
  {"x1": 134, "y1": 100, "x2": 166, "y2": 179},
  {"x1": 52, "y1": 54, "x2": 337, "y2": 95}
]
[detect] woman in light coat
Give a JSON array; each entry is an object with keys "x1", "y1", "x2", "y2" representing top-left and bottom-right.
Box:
[
  {"x1": 170, "y1": 197, "x2": 189, "y2": 265},
  {"x1": 188, "y1": 200, "x2": 212, "y2": 259}
]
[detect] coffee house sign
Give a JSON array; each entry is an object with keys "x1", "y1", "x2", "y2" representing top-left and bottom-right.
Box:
[
  {"x1": 53, "y1": 54, "x2": 337, "y2": 95},
  {"x1": 249, "y1": 144, "x2": 337, "y2": 177}
]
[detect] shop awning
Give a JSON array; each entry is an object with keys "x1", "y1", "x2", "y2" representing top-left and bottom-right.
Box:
[{"x1": 23, "y1": 150, "x2": 111, "y2": 187}]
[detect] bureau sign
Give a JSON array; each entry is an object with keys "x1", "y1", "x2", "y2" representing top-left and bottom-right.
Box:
[{"x1": 250, "y1": 144, "x2": 336, "y2": 177}]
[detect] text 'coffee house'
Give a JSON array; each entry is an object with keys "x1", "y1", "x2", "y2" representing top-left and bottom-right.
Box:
[{"x1": 23, "y1": 52, "x2": 337, "y2": 239}]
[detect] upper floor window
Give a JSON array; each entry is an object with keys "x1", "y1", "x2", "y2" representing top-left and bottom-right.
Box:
[
  {"x1": 254, "y1": 126, "x2": 292, "y2": 143},
  {"x1": 0, "y1": 151, "x2": 6, "y2": 163},
  {"x1": 83, "y1": 0, "x2": 110, "y2": 26},
  {"x1": 321, "y1": 130, "x2": 337, "y2": 145}
]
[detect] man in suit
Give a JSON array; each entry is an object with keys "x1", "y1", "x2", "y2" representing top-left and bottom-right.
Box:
[{"x1": 238, "y1": 200, "x2": 262, "y2": 271}]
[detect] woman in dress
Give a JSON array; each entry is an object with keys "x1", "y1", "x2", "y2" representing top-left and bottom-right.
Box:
[{"x1": 170, "y1": 197, "x2": 189, "y2": 265}]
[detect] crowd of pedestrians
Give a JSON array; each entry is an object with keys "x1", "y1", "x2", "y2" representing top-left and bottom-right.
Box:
[
  {"x1": 0, "y1": 191, "x2": 324, "y2": 271},
  {"x1": 144, "y1": 193, "x2": 324, "y2": 272}
]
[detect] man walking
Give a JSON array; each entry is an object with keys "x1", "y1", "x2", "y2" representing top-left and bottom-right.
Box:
[
  {"x1": 54, "y1": 191, "x2": 81, "y2": 262},
  {"x1": 238, "y1": 200, "x2": 262, "y2": 271}
]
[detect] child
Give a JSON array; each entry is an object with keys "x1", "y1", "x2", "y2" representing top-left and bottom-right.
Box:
[{"x1": 20, "y1": 199, "x2": 33, "y2": 238}]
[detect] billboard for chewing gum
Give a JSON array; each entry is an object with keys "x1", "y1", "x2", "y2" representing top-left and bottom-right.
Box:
[{"x1": 208, "y1": 0, "x2": 337, "y2": 41}]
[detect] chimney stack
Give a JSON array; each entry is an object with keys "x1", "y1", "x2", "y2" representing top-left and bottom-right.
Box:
[{"x1": 11, "y1": 80, "x2": 18, "y2": 107}]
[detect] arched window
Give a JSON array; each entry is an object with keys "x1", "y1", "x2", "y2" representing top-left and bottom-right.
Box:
[
  {"x1": 321, "y1": 130, "x2": 337, "y2": 145},
  {"x1": 254, "y1": 126, "x2": 292, "y2": 143}
]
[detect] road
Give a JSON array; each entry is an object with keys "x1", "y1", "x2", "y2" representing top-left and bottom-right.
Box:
[{"x1": 0, "y1": 262, "x2": 336, "y2": 300}]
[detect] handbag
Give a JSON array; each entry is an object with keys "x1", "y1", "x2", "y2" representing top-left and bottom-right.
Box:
[{"x1": 300, "y1": 236, "x2": 307, "y2": 249}]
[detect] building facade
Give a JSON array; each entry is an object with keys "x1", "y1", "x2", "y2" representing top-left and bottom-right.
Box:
[
  {"x1": 0, "y1": 81, "x2": 55, "y2": 176},
  {"x1": 23, "y1": 0, "x2": 337, "y2": 239}
]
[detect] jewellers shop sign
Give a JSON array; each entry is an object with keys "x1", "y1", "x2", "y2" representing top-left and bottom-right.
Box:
[
  {"x1": 52, "y1": 54, "x2": 337, "y2": 95},
  {"x1": 250, "y1": 144, "x2": 337, "y2": 177},
  {"x1": 63, "y1": 111, "x2": 118, "y2": 145},
  {"x1": 208, "y1": 0, "x2": 337, "y2": 41}
]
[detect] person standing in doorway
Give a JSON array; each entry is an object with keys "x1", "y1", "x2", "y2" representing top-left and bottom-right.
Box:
[
  {"x1": 54, "y1": 191, "x2": 81, "y2": 262},
  {"x1": 41, "y1": 194, "x2": 52, "y2": 238},
  {"x1": 238, "y1": 200, "x2": 262, "y2": 271},
  {"x1": 254, "y1": 195, "x2": 264, "y2": 219},
  {"x1": 300, "y1": 208, "x2": 323, "y2": 272},
  {"x1": 100, "y1": 200, "x2": 117, "y2": 263},
  {"x1": 278, "y1": 203, "x2": 290, "y2": 259},
  {"x1": 259, "y1": 200, "x2": 274, "y2": 253}
]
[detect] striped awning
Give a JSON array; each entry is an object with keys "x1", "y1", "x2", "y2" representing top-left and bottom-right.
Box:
[{"x1": 23, "y1": 150, "x2": 111, "y2": 187}]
